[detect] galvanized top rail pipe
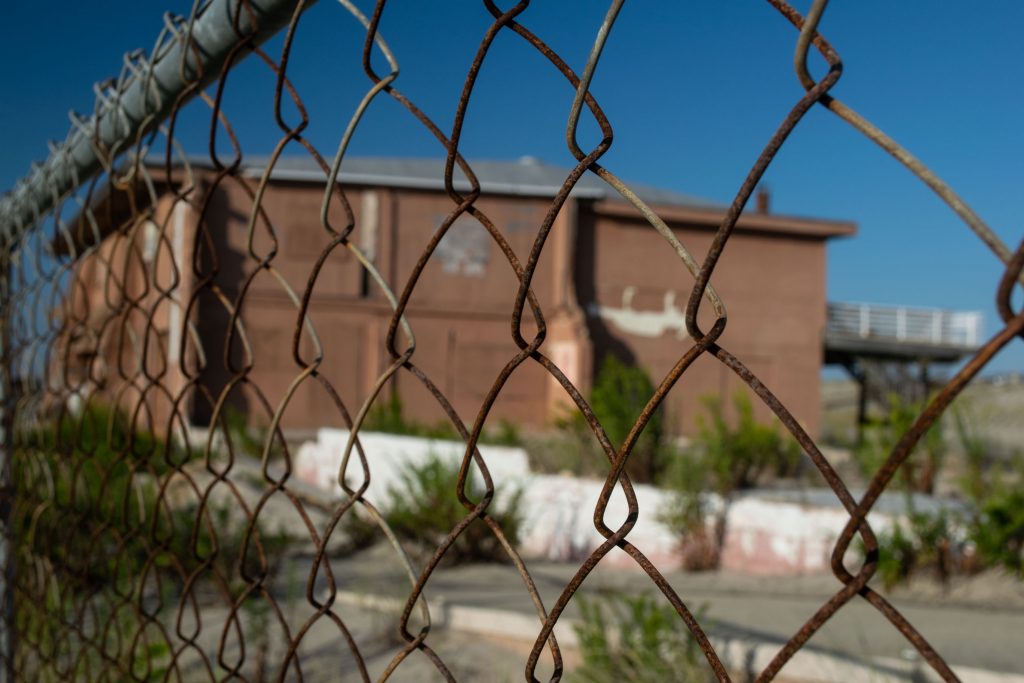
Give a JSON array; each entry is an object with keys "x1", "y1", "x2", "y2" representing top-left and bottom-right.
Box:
[{"x1": 0, "y1": 0, "x2": 313, "y2": 241}]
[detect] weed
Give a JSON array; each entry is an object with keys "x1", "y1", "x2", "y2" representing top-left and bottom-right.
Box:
[
  {"x1": 690, "y1": 393, "x2": 799, "y2": 493},
  {"x1": 11, "y1": 403, "x2": 296, "y2": 679},
  {"x1": 966, "y1": 456, "x2": 1024, "y2": 576},
  {"x1": 13, "y1": 403, "x2": 188, "y2": 591},
  {"x1": 953, "y1": 407, "x2": 988, "y2": 501},
  {"x1": 488, "y1": 419, "x2": 522, "y2": 447},
  {"x1": 382, "y1": 454, "x2": 523, "y2": 564},
  {"x1": 873, "y1": 504, "x2": 958, "y2": 589},
  {"x1": 536, "y1": 355, "x2": 667, "y2": 483},
  {"x1": 571, "y1": 591, "x2": 711, "y2": 682},
  {"x1": 854, "y1": 394, "x2": 946, "y2": 494},
  {"x1": 864, "y1": 399, "x2": 1024, "y2": 585},
  {"x1": 590, "y1": 354, "x2": 666, "y2": 483},
  {"x1": 659, "y1": 392, "x2": 799, "y2": 569}
]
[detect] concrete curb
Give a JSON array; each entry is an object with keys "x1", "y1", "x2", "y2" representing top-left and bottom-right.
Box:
[{"x1": 331, "y1": 590, "x2": 1023, "y2": 683}]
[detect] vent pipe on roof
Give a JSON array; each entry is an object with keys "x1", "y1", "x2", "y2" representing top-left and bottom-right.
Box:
[{"x1": 755, "y1": 185, "x2": 771, "y2": 214}]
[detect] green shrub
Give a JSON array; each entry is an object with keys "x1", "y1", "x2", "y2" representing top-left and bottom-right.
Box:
[
  {"x1": 13, "y1": 404, "x2": 296, "y2": 591},
  {"x1": 951, "y1": 411, "x2": 1024, "y2": 577},
  {"x1": 571, "y1": 591, "x2": 711, "y2": 683},
  {"x1": 18, "y1": 402, "x2": 368, "y2": 596},
  {"x1": 223, "y1": 405, "x2": 290, "y2": 461},
  {"x1": 656, "y1": 453, "x2": 718, "y2": 571},
  {"x1": 860, "y1": 401, "x2": 1024, "y2": 586},
  {"x1": 873, "y1": 506, "x2": 958, "y2": 589},
  {"x1": 532, "y1": 410, "x2": 614, "y2": 479},
  {"x1": 659, "y1": 392, "x2": 799, "y2": 570},
  {"x1": 541, "y1": 355, "x2": 666, "y2": 483},
  {"x1": 159, "y1": 502, "x2": 295, "y2": 585},
  {"x1": 874, "y1": 519, "x2": 918, "y2": 589},
  {"x1": 854, "y1": 394, "x2": 946, "y2": 494},
  {"x1": 954, "y1": 407, "x2": 988, "y2": 501},
  {"x1": 488, "y1": 419, "x2": 522, "y2": 446},
  {"x1": 969, "y1": 480, "x2": 1024, "y2": 576},
  {"x1": 16, "y1": 592, "x2": 173, "y2": 683},
  {"x1": 364, "y1": 392, "x2": 414, "y2": 435},
  {"x1": 13, "y1": 403, "x2": 185, "y2": 591},
  {"x1": 382, "y1": 454, "x2": 523, "y2": 564},
  {"x1": 9, "y1": 405, "x2": 211, "y2": 679},
  {"x1": 868, "y1": 457, "x2": 1024, "y2": 587},
  {"x1": 691, "y1": 393, "x2": 800, "y2": 493},
  {"x1": 590, "y1": 354, "x2": 665, "y2": 483}
]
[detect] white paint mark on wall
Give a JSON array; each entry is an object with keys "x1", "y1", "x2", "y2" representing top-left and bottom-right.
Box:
[
  {"x1": 587, "y1": 286, "x2": 687, "y2": 339},
  {"x1": 436, "y1": 217, "x2": 489, "y2": 277},
  {"x1": 142, "y1": 219, "x2": 160, "y2": 263},
  {"x1": 360, "y1": 191, "x2": 378, "y2": 262},
  {"x1": 168, "y1": 202, "x2": 186, "y2": 366}
]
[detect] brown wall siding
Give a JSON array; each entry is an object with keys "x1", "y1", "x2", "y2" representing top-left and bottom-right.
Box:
[
  {"x1": 218, "y1": 294, "x2": 555, "y2": 432},
  {"x1": 392, "y1": 312, "x2": 553, "y2": 429},
  {"x1": 67, "y1": 172, "x2": 831, "y2": 440},
  {"x1": 386, "y1": 190, "x2": 559, "y2": 312},
  {"x1": 201, "y1": 179, "x2": 563, "y2": 432},
  {"x1": 579, "y1": 209, "x2": 825, "y2": 436}
]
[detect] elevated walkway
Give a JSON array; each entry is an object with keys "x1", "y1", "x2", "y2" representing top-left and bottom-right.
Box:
[{"x1": 824, "y1": 301, "x2": 983, "y2": 365}]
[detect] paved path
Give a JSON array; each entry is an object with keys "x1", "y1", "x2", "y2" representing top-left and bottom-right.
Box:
[{"x1": 323, "y1": 544, "x2": 1024, "y2": 680}]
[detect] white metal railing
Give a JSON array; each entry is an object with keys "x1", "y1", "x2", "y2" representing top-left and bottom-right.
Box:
[{"x1": 827, "y1": 302, "x2": 983, "y2": 348}]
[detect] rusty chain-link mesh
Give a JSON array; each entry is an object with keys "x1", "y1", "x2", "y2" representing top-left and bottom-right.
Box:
[{"x1": 0, "y1": 0, "x2": 1019, "y2": 680}]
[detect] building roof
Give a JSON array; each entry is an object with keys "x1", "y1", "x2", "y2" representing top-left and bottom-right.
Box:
[
  {"x1": 196, "y1": 155, "x2": 724, "y2": 211},
  {"x1": 186, "y1": 155, "x2": 855, "y2": 238}
]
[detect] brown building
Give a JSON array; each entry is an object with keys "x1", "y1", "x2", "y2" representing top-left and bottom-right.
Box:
[{"x1": 57, "y1": 156, "x2": 854, "y2": 440}]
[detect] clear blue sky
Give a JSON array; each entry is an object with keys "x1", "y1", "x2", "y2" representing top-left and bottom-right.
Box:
[{"x1": 2, "y1": 1, "x2": 1022, "y2": 373}]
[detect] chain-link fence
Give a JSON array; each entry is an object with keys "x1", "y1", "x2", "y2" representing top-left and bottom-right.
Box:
[{"x1": 1, "y1": 0, "x2": 1020, "y2": 681}]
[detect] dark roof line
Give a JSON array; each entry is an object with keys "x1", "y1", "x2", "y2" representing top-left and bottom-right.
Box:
[{"x1": 172, "y1": 155, "x2": 723, "y2": 211}]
